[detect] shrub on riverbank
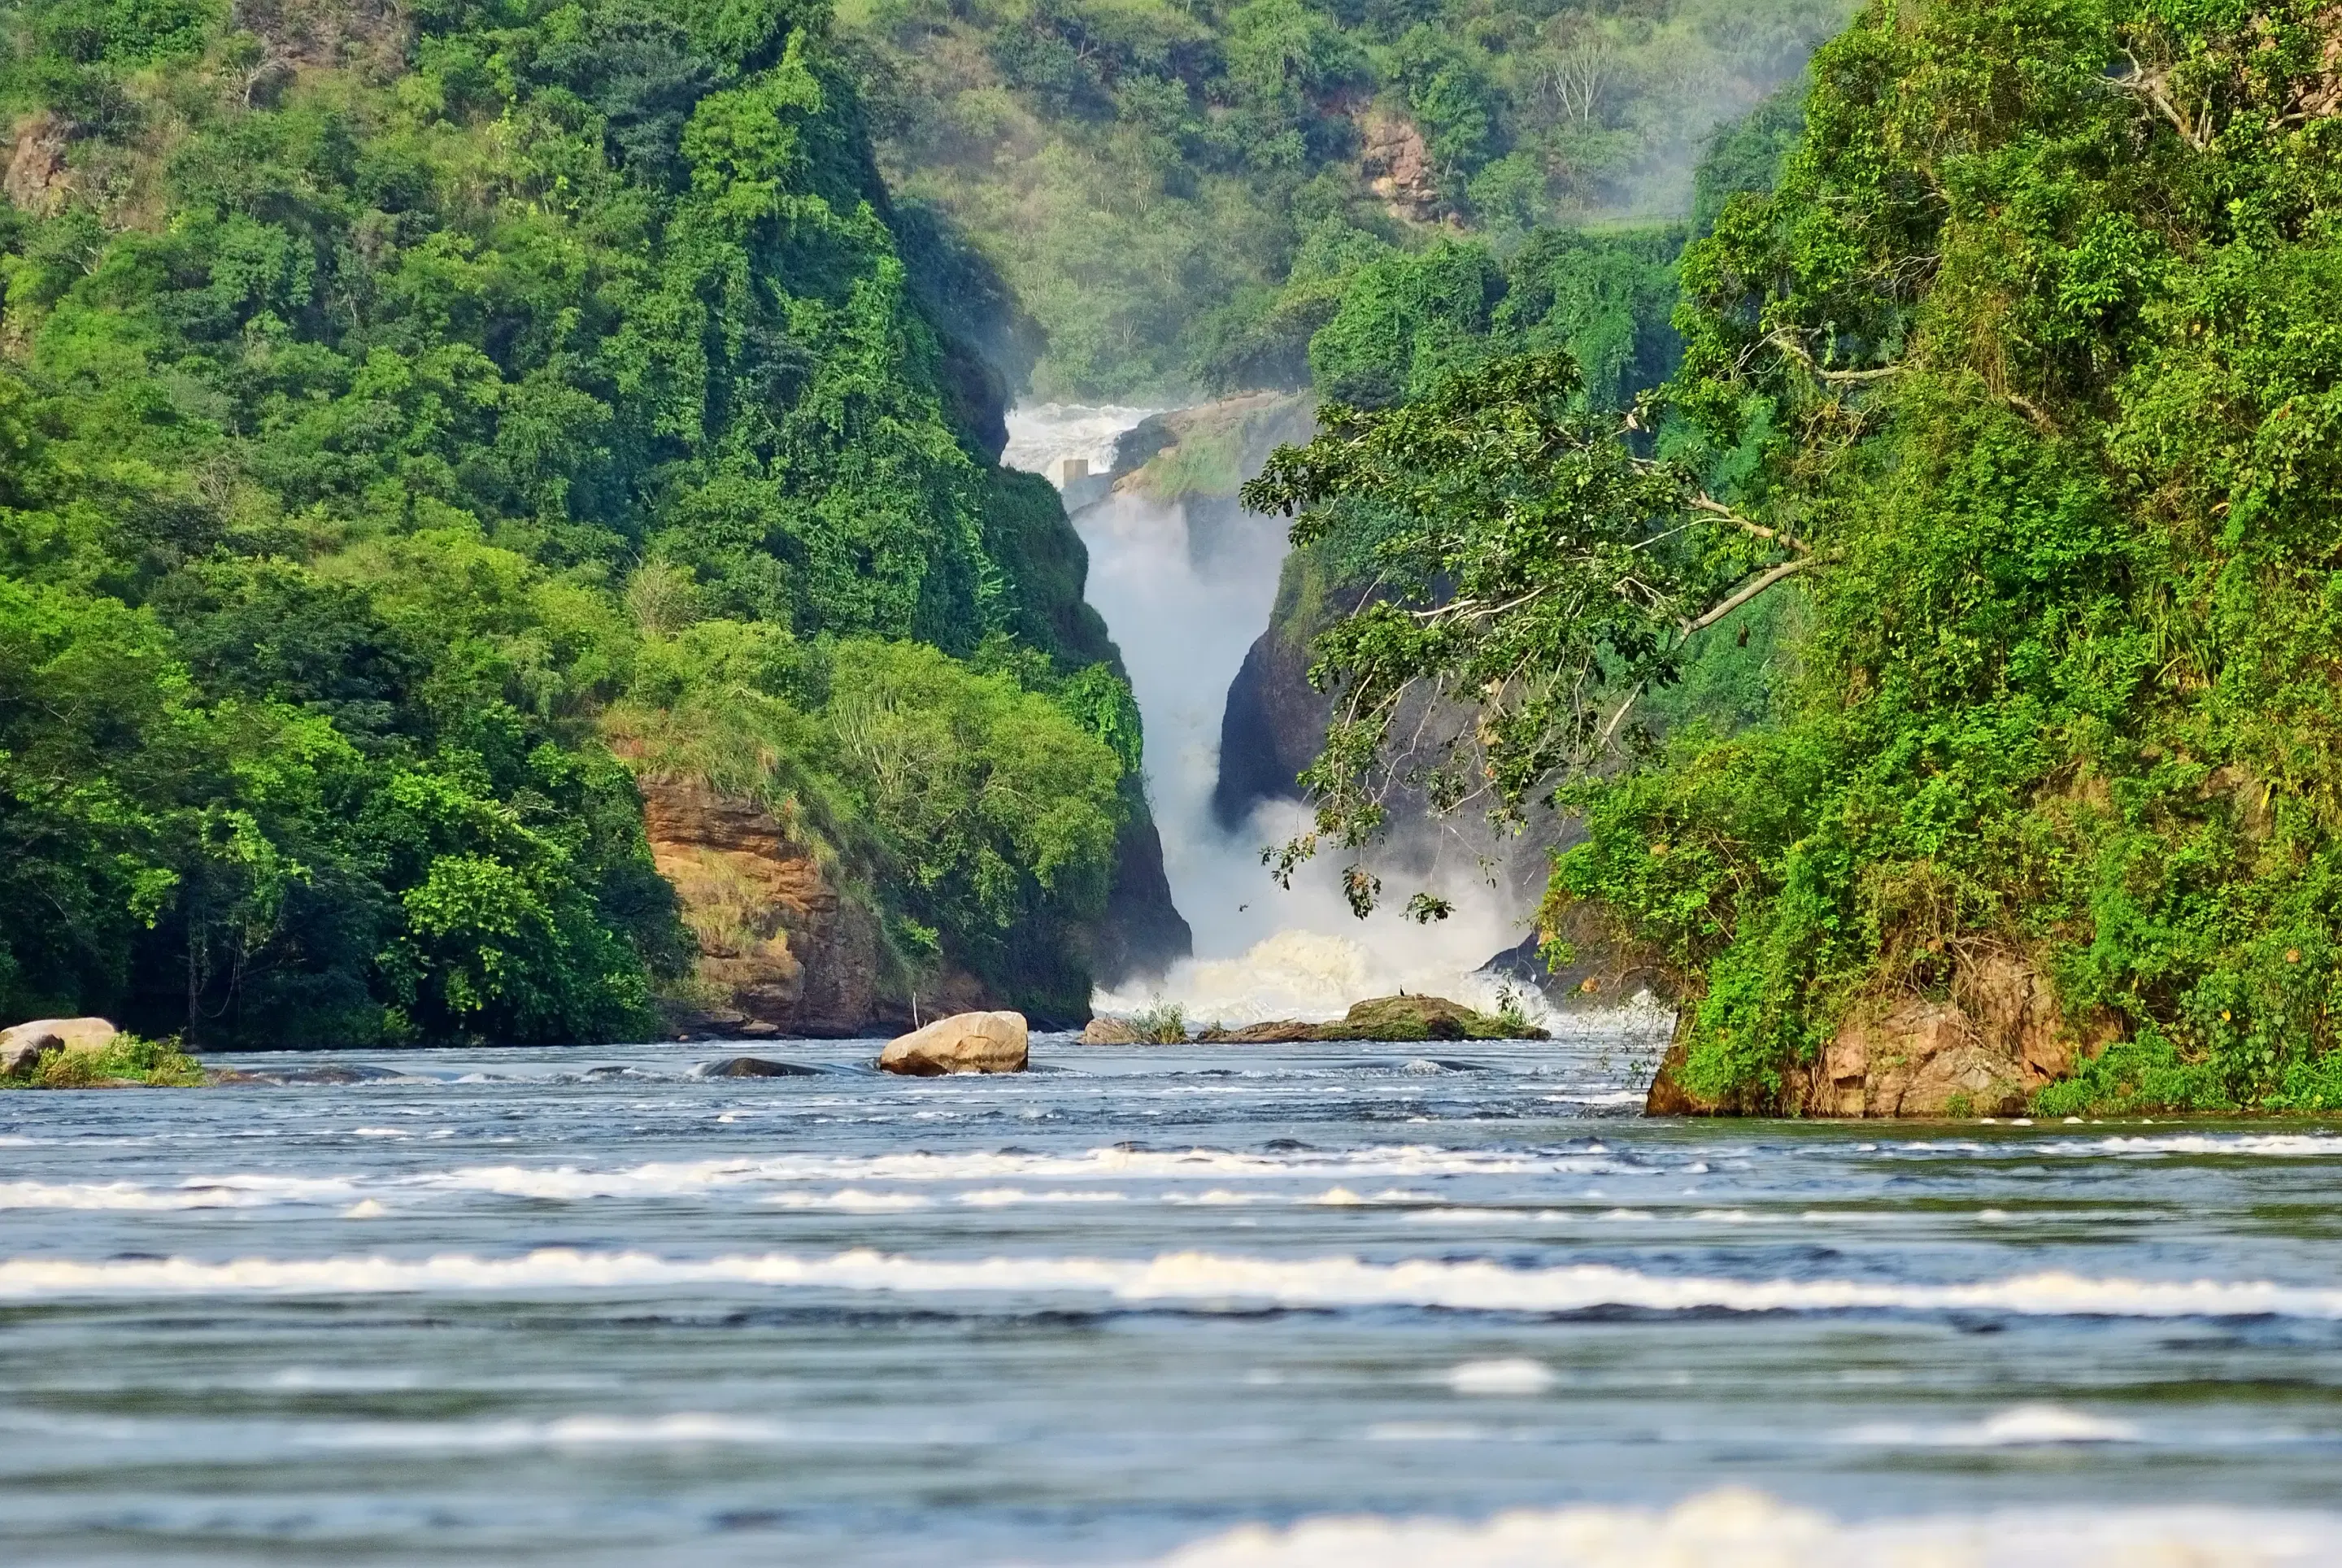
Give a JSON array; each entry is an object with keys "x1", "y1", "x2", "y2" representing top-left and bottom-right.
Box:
[{"x1": 2, "y1": 1034, "x2": 202, "y2": 1089}]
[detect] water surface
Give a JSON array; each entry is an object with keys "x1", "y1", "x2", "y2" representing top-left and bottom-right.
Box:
[{"x1": 7, "y1": 1023, "x2": 2342, "y2": 1564}]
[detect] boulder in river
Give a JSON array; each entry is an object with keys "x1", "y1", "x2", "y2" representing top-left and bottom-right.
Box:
[
  {"x1": 1080, "y1": 1017, "x2": 1143, "y2": 1045},
  {"x1": 1192, "y1": 995, "x2": 1547, "y2": 1044},
  {"x1": 1, "y1": 1017, "x2": 115, "y2": 1076},
  {"x1": 880, "y1": 1011, "x2": 1029, "y2": 1075},
  {"x1": 699, "y1": 1056, "x2": 822, "y2": 1078}
]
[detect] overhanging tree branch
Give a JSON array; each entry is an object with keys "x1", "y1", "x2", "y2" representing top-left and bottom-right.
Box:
[
  {"x1": 1682, "y1": 554, "x2": 1829, "y2": 637},
  {"x1": 1765, "y1": 329, "x2": 1905, "y2": 385},
  {"x1": 1686, "y1": 494, "x2": 1812, "y2": 554}
]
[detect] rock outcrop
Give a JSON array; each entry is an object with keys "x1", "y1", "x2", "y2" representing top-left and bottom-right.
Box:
[
  {"x1": 1360, "y1": 109, "x2": 1442, "y2": 223},
  {"x1": 4, "y1": 113, "x2": 72, "y2": 216},
  {"x1": 638, "y1": 777, "x2": 917, "y2": 1038},
  {"x1": 1645, "y1": 954, "x2": 2113, "y2": 1117},
  {"x1": 1212, "y1": 591, "x2": 1347, "y2": 830},
  {"x1": 880, "y1": 1011, "x2": 1030, "y2": 1075},
  {"x1": 1080, "y1": 1016, "x2": 1143, "y2": 1044},
  {"x1": 1, "y1": 1017, "x2": 115, "y2": 1076},
  {"x1": 1193, "y1": 995, "x2": 1547, "y2": 1043},
  {"x1": 1478, "y1": 899, "x2": 1678, "y2": 1013},
  {"x1": 1094, "y1": 813, "x2": 1192, "y2": 987}
]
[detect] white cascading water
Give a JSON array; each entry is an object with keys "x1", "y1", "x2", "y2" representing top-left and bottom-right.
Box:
[{"x1": 1006, "y1": 403, "x2": 1559, "y2": 1027}]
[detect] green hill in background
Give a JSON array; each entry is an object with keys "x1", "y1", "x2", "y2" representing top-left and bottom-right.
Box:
[
  {"x1": 841, "y1": 0, "x2": 1850, "y2": 397},
  {"x1": 0, "y1": 0, "x2": 1180, "y2": 1045}
]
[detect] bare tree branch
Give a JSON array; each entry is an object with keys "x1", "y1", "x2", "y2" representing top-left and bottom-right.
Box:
[
  {"x1": 1685, "y1": 494, "x2": 1813, "y2": 554},
  {"x1": 1681, "y1": 554, "x2": 1828, "y2": 637},
  {"x1": 1765, "y1": 329, "x2": 1905, "y2": 385},
  {"x1": 2112, "y1": 52, "x2": 2210, "y2": 150}
]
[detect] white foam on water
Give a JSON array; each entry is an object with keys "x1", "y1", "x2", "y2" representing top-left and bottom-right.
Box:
[
  {"x1": 1002, "y1": 402, "x2": 1160, "y2": 481},
  {"x1": 410, "y1": 1144, "x2": 1626, "y2": 1198},
  {"x1": 1162, "y1": 1189, "x2": 1271, "y2": 1206},
  {"x1": 952, "y1": 1188, "x2": 1130, "y2": 1207},
  {"x1": 1363, "y1": 1421, "x2": 1485, "y2": 1442},
  {"x1": 1445, "y1": 1359, "x2": 1555, "y2": 1396},
  {"x1": 0, "y1": 1175, "x2": 361, "y2": 1210},
  {"x1": 760, "y1": 1190, "x2": 934, "y2": 1213},
  {"x1": 306, "y1": 1412, "x2": 789, "y2": 1451},
  {"x1": 1843, "y1": 1403, "x2": 2141, "y2": 1447},
  {"x1": 1151, "y1": 1487, "x2": 2342, "y2": 1567},
  {"x1": 1098, "y1": 929, "x2": 1564, "y2": 1030},
  {"x1": 6, "y1": 1247, "x2": 2342, "y2": 1320},
  {"x1": 2041, "y1": 1134, "x2": 2342, "y2": 1157}
]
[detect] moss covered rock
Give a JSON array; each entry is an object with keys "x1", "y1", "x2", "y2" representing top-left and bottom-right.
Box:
[{"x1": 1195, "y1": 995, "x2": 1547, "y2": 1043}]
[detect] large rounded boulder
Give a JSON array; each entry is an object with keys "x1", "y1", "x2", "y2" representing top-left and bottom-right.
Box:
[
  {"x1": 879, "y1": 1012, "x2": 1029, "y2": 1076},
  {"x1": 1, "y1": 1017, "x2": 115, "y2": 1077}
]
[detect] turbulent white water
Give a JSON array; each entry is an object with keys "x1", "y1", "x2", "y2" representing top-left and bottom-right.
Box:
[
  {"x1": 1008, "y1": 403, "x2": 1555, "y2": 1025},
  {"x1": 16, "y1": 1245, "x2": 2342, "y2": 1319},
  {"x1": 1002, "y1": 402, "x2": 1162, "y2": 479},
  {"x1": 1156, "y1": 1488, "x2": 2342, "y2": 1568}
]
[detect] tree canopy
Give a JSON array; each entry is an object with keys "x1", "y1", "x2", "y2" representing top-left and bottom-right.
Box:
[
  {"x1": 1260, "y1": 0, "x2": 2342, "y2": 1113},
  {"x1": 0, "y1": 0, "x2": 1143, "y2": 1042}
]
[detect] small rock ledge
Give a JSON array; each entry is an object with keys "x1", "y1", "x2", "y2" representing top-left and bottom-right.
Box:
[{"x1": 1646, "y1": 954, "x2": 2116, "y2": 1117}]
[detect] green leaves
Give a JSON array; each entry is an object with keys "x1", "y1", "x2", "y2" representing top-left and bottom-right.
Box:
[
  {"x1": 0, "y1": 0, "x2": 1138, "y2": 1040},
  {"x1": 1243, "y1": 349, "x2": 1797, "y2": 894}
]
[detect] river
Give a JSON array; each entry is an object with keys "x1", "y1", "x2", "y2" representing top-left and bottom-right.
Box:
[{"x1": 8, "y1": 1031, "x2": 2342, "y2": 1564}]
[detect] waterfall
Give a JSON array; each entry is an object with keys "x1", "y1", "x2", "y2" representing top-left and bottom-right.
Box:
[{"x1": 1007, "y1": 403, "x2": 1553, "y2": 1027}]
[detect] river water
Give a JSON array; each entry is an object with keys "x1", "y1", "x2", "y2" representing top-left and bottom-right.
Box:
[{"x1": 10, "y1": 1029, "x2": 2342, "y2": 1564}]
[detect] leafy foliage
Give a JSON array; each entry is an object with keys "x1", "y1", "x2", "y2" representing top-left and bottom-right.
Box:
[
  {"x1": 844, "y1": 0, "x2": 1853, "y2": 396},
  {"x1": 0, "y1": 0, "x2": 1142, "y2": 1043},
  {"x1": 1277, "y1": 0, "x2": 2342, "y2": 1111}
]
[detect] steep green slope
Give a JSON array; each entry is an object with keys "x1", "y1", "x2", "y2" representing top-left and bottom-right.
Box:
[
  {"x1": 1252, "y1": 0, "x2": 2342, "y2": 1113},
  {"x1": 0, "y1": 0, "x2": 1160, "y2": 1043},
  {"x1": 840, "y1": 0, "x2": 1850, "y2": 396}
]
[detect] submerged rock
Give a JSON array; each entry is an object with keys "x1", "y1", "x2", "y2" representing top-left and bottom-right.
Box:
[
  {"x1": 698, "y1": 1056, "x2": 822, "y2": 1078},
  {"x1": 880, "y1": 1011, "x2": 1030, "y2": 1076},
  {"x1": 279, "y1": 1064, "x2": 407, "y2": 1085}
]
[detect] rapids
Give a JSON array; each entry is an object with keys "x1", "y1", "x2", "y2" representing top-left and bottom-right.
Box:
[{"x1": 9, "y1": 1033, "x2": 2342, "y2": 1565}]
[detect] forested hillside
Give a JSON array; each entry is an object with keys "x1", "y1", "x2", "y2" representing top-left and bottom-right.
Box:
[
  {"x1": 841, "y1": 0, "x2": 1850, "y2": 395},
  {"x1": 1256, "y1": 0, "x2": 2342, "y2": 1112},
  {"x1": 0, "y1": 0, "x2": 1167, "y2": 1044}
]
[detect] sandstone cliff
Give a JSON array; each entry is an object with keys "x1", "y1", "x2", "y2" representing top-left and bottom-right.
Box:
[{"x1": 637, "y1": 777, "x2": 995, "y2": 1039}]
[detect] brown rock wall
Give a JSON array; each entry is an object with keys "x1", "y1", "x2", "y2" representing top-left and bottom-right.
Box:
[
  {"x1": 1360, "y1": 110, "x2": 1441, "y2": 223},
  {"x1": 1646, "y1": 952, "x2": 2116, "y2": 1117},
  {"x1": 638, "y1": 777, "x2": 884, "y2": 1038}
]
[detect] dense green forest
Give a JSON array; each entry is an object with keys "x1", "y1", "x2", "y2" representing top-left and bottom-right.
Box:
[
  {"x1": 0, "y1": 0, "x2": 1153, "y2": 1043},
  {"x1": 1257, "y1": 0, "x2": 2342, "y2": 1112},
  {"x1": 841, "y1": 0, "x2": 1850, "y2": 395}
]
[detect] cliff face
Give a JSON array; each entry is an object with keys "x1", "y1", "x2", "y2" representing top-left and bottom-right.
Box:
[
  {"x1": 1212, "y1": 590, "x2": 1345, "y2": 831},
  {"x1": 1094, "y1": 814, "x2": 1191, "y2": 985},
  {"x1": 638, "y1": 778, "x2": 996, "y2": 1038}
]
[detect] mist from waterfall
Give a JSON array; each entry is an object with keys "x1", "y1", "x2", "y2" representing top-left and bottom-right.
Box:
[{"x1": 1007, "y1": 403, "x2": 1552, "y2": 1026}]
